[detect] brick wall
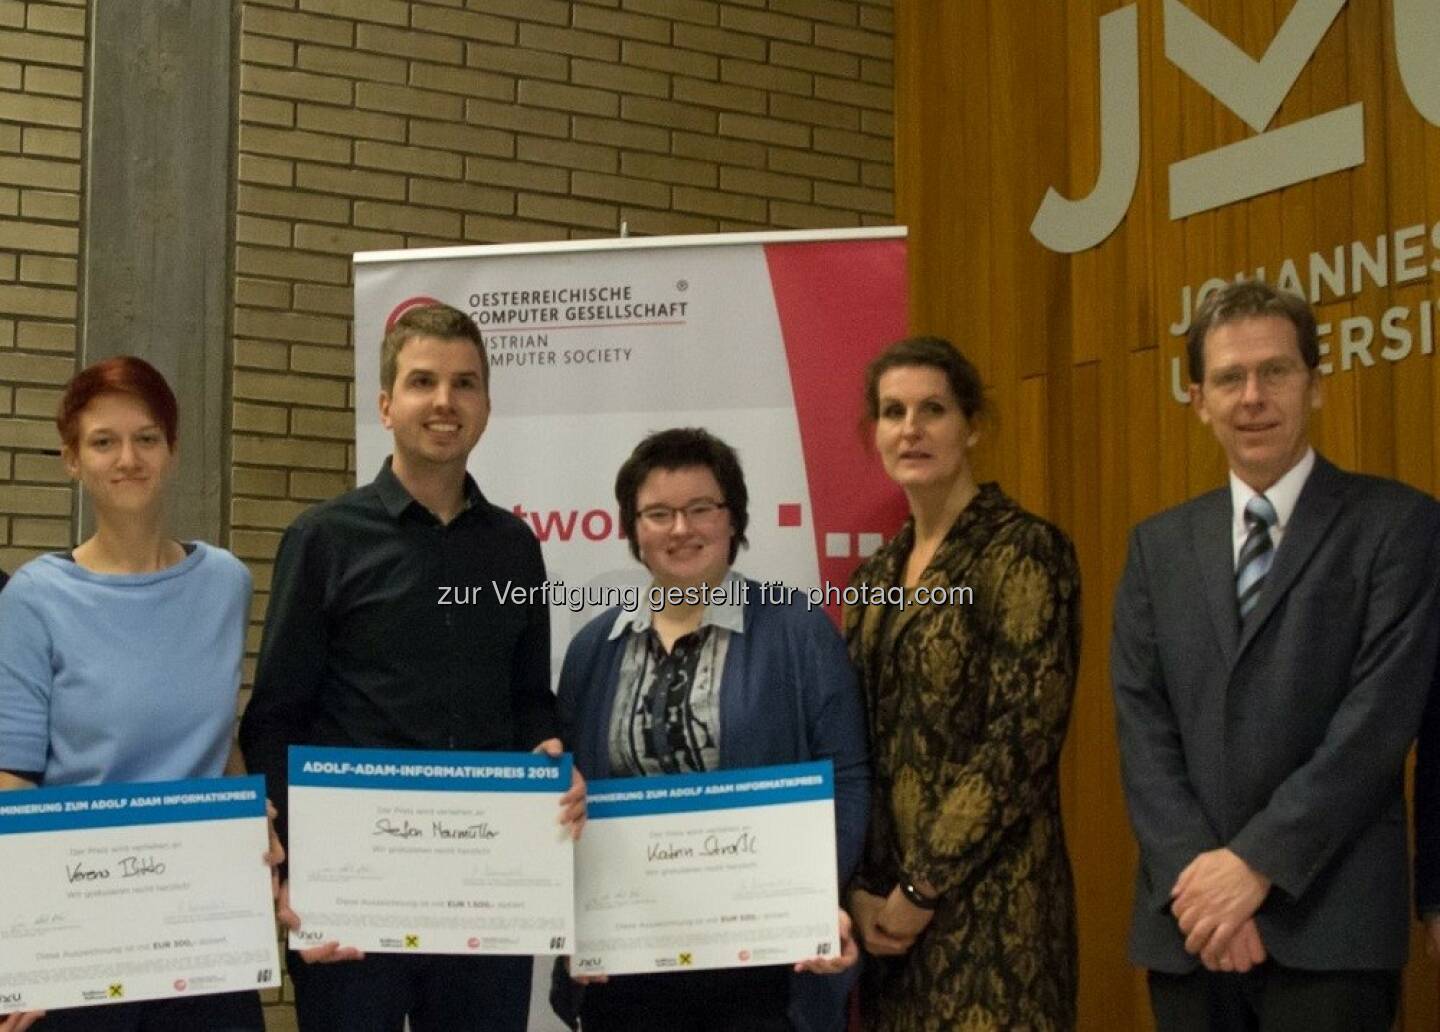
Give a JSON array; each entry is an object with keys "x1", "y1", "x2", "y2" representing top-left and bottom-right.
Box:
[
  {"x1": 0, "y1": 1, "x2": 891, "y2": 1026},
  {"x1": 254, "y1": 1, "x2": 897, "y2": 1025},
  {"x1": 0, "y1": 0, "x2": 85, "y2": 574},
  {"x1": 229, "y1": 0, "x2": 895, "y2": 690}
]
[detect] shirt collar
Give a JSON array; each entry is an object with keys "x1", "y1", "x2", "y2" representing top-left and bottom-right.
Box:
[
  {"x1": 608, "y1": 569, "x2": 748, "y2": 640},
  {"x1": 373, "y1": 456, "x2": 484, "y2": 521},
  {"x1": 1229, "y1": 446, "x2": 1315, "y2": 536}
]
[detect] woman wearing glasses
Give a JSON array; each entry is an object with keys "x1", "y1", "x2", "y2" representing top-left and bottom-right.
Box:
[{"x1": 551, "y1": 427, "x2": 869, "y2": 1032}]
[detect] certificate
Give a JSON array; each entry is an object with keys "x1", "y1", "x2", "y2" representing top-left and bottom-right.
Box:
[
  {"x1": 573, "y1": 761, "x2": 839, "y2": 976},
  {"x1": 287, "y1": 745, "x2": 574, "y2": 956},
  {"x1": 0, "y1": 776, "x2": 280, "y2": 1014}
]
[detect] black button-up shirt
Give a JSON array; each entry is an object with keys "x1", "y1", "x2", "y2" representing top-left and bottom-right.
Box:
[{"x1": 239, "y1": 459, "x2": 557, "y2": 844}]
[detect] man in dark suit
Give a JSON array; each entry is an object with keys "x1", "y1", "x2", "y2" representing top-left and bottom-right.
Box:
[
  {"x1": 1414, "y1": 615, "x2": 1440, "y2": 954},
  {"x1": 1112, "y1": 279, "x2": 1440, "y2": 1031},
  {"x1": 0, "y1": 567, "x2": 7, "y2": 592}
]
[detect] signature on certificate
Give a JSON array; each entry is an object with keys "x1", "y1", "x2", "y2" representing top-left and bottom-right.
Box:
[{"x1": 64, "y1": 855, "x2": 167, "y2": 883}]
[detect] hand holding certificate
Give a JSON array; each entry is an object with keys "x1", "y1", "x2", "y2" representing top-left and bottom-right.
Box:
[
  {"x1": 286, "y1": 746, "x2": 575, "y2": 956},
  {"x1": 573, "y1": 761, "x2": 841, "y2": 976},
  {"x1": 0, "y1": 776, "x2": 280, "y2": 1015}
]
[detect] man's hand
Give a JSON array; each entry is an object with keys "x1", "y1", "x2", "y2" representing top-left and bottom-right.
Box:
[
  {"x1": 534, "y1": 738, "x2": 586, "y2": 840},
  {"x1": 1426, "y1": 914, "x2": 1440, "y2": 959},
  {"x1": 795, "y1": 907, "x2": 860, "y2": 974},
  {"x1": 1170, "y1": 848, "x2": 1271, "y2": 958},
  {"x1": 0, "y1": 1011, "x2": 45, "y2": 1032},
  {"x1": 1200, "y1": 917, "x2": 1266, "y2": 973},
  {"x1": 277, "y1": 880, "x2": 365, "y2": 964},
  {"x1": 264, "y1": 799, "x2": 285, "y2": 900}
]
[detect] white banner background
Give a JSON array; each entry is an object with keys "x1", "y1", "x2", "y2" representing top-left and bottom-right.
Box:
[{"x1": 353, "y1": 227, "x2": 907, "y2": 1029}]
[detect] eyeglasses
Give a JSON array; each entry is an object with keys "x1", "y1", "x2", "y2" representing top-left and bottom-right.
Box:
[
  {"x1": 1204, "y1": 360, "x2": 1307, "y2": 396},
  {"x1": 636, "y1": 500, "x2": 728, "y2": 529}
]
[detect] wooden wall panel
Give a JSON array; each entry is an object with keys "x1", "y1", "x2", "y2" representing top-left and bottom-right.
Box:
[{"x1": 897, "y1": 0, "x2": 1440, "y2": 1028}]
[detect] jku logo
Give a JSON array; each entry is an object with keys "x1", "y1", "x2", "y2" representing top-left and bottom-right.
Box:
[{"x1": 1031, "y1": 0, "x2": 1440, "y2": 253}]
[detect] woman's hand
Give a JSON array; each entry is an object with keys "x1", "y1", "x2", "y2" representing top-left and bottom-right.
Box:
[
  {"x1": 868, "y1": 885, "x2": 936, "y2": 955},
  {"x1": 849, "y1": 887, "x2": 912, "y2": 956},
  {"x1": 277, "y1": 880, "x2": 364, "y2": 964},
  {"x1": 794, "y1": 907, "x2": 859, "y2": 974}
]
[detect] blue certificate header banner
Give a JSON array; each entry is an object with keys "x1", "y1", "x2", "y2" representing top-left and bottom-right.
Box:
[
  {"x1": 0, "y1": 775, "x2": 266, "y2": 836},
  {"x1": 587, "y1": 761, "x2": 834, "y2": 819},
  {"x1": 289, "y1": 745, "x2": 572, "y2": 793}
]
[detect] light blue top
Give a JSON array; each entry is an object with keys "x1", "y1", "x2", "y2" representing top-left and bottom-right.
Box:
[{"x1": 0, "y1": 541, "x2": 252, "y2": 786}]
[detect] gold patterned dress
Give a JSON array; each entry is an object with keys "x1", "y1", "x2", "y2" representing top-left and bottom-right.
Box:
[{"x1": 844, "y1": 483, "x2": 1080, "y2": 1032}]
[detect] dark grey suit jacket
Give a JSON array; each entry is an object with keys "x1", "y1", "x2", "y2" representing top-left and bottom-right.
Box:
[{"x1": 1113, "y1": 454, "x2": 1440, "y2": 972}]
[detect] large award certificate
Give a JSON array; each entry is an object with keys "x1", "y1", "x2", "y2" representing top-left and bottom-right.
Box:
[
  {"x1": 573, "y1": 761, "x2": 839, "y2": 976},
  {"x1": 0, "y1": 776, "x2": 280, "y2": 1014},
  {"x1": 287, "y1": 745, "x2": 574, "y2": 956}
]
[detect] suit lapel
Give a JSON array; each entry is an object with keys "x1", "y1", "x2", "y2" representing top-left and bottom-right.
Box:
[
  {"x1": 1191, "y1": 489, "x2": 1239, "y2": 664},
  {"x1": 1235, "y1": 456, "x2": 1346, "y2": 657}
]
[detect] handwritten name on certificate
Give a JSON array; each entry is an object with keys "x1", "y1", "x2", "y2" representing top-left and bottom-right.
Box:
[
  {"x1": 287, "y1": 745, "x2": 574, "y2": 956},
  {"x1": 0, "y1": 776, "x2": 280, "y2": 1014},
  {"x1": 573, "y1": 761, "x2": 839, "y2": 976}
]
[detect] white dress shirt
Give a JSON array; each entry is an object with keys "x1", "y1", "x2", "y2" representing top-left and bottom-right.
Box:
[{"x1": 1229, "y1": 447, "x2": 1316, "y2": 566}]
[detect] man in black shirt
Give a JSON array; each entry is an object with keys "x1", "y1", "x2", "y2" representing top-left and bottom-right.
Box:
[{"x1": 240, "y1": 303, "x2": 583, "y2": 1032}]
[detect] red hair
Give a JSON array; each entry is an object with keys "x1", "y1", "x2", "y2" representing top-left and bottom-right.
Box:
[{"x1": 56, "y1": 356, "x2": 178, "y2": 450}]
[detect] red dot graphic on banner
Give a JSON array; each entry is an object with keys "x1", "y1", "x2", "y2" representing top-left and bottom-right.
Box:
[{"x1": 777, "y1": 503, "x2": 802, "y2": 527}]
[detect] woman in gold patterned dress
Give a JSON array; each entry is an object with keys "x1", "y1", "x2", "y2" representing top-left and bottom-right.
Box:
[{"x1": 844, "y1": 336, "x2": 1080, "y2": 1031}]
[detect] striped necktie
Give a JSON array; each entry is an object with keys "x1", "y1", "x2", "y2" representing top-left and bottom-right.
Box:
[{"x1": 1236, "y1": 494, "x2": 1277, "y2": 622}]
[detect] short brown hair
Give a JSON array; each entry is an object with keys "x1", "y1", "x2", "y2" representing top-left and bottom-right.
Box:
[
  {"x1": 863, "y1": 336, "x2": 988, "y2": 422},
  {"x1": 1187, "y1": 280, "x2": 1319, "y2": 383},
  {"x1": 614, "y1": 428, "x2": 749, "y2": 565},
  {"x1": 381, "y1": 303, "x2": 488, "y2": 392},
  {"x1": 57, "y1": 356, "x2": 178, "y2": 451}
]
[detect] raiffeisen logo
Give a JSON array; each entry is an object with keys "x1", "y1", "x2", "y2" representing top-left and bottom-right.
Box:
[
  {"x1": 1031, "y1": 0, "x2": 1440, "y2": 253},
  {"x1": 385, "y1": 295, "x2": 446, "y2": 330}
]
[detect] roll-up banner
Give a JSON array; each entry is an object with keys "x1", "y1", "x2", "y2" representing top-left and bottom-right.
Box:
[
  {"x1": 353, "y1": 227, "x2": 909, "y2": 662},
  {"x1": 353, "y1": 229, "x2": 905, "y2": 1027}
]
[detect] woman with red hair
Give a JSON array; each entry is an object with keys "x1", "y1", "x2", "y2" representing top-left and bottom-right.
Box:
[{"x1": 0, "y1": 356, "x2": 269, "y2": 1032}]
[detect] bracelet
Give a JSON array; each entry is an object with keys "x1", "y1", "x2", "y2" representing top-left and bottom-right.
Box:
[{"x1": 898, "y1": 876, "x2": 939, "y2": 910}]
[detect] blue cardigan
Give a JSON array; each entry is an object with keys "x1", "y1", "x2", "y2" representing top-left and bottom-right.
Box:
[{"x1": 554, "y1": 579, "x2": 870, "y2": 1032}]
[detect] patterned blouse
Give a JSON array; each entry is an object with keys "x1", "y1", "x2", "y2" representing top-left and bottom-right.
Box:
[{"x1": 605, "y1": 572, "x2": 744, "y2": 776}]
